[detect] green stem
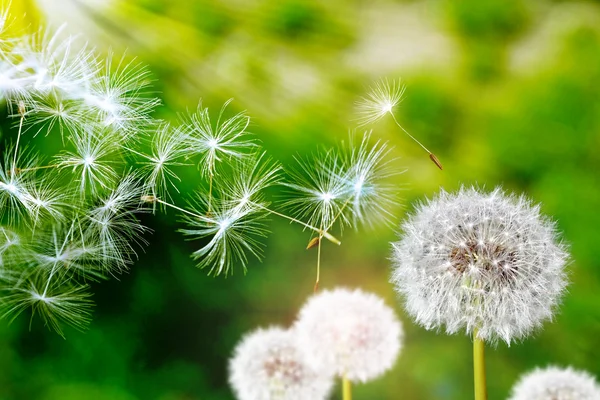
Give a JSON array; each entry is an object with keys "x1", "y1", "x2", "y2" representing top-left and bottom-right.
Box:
[
  {"x1": 313, "y1": 229, "x2": 323, "y2": 293},
  {"x1": 473, "y1": 328, "x2": 487, "y2": 400},
  {"x1": 342, "y1": 375, "x2": 352, "y2": 400},
  {"x1": 253, "y1": 203, "x2": 341, "y2": 245}
]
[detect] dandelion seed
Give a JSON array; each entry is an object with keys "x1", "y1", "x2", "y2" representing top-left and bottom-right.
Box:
[
  {"x1": 391, "y1": 186, "x2": 569, "y2": 344},
  {"x1": 84, "y1": 174, "x2": 148, "y2": 274},
  {"x1": 294, "y1": 288, "x2": 403, "y2": 384},
  {"x1": 183, "y1": 99, "x2": 256, "y2": 179},
  {"x1": 14, "y1": 27, "x2": 98, "y2": 96},
  {"x1": 0, "y1": 147, "x2": 38, "y2": 224},
  {"x1": 80, "y1": 53, "x2": 159, "y2": 135},
  {"x1": 179, "y1": 195, "x2": 268, "y2": 276},
  {"x1": 131, "y1": 122, "x2": 189, "y2": 205},
  {"x1": 508, "y1": 366, "x2": 600, "y2": 400},
  {"x1": 229, "y1": 326, "x2": 334, "y2": 400},
  {"x1": 0, "y1": 278, "x2": 93, "y2": 337},
  {"x1": 356, "y1": 78, "x2": 406, "y2": 127},
  {"x1": 356, "y1": 78, "x2": 442, "y2": 170},
  {"x1": 341, "y1": 132, "x2": 400, "y2": 229},
  {"x1": 284, "y1": 150, "x2": 349, "y2": 231},
  {"x1": 55, "y1": 131, "x2": 119, "y2": 195},
  {"x1": 223, "y1": 152, "x2": 281, "y2": 213}
]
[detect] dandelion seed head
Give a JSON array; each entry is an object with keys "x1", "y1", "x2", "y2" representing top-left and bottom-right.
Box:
[
  {"x1": 229, "y1": 326, "x2": 334, "y2": 400},
  {"x1": 294, "y1": 288, "x2": 403, "y2": 383},
  {"x1": 391, "y1": 187, "x2": 569, "y2": 344},
  {"x1": 508, "y1": 366, "x2": 600, "y2": 400}
]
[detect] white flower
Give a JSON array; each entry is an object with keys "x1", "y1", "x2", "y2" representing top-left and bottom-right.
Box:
[
  {"x1": 391, "y1": 187, "x2": 569, "y2": 344},
  {"x1": 294, "y1": 288, "x2": 403, "y2": 383},
  {"x1": 508, "y1": 366, "x2": 600, "y2": 400},
  {"x1": 228, "y1": 326, "x2": 334, "y2": 400}
]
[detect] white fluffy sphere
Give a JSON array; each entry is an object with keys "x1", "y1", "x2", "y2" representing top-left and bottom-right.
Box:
[
  {"x1": 228, "y1": 326, "x2": 333, "y2": 400},
  {"x1": 294, "y1": 288, "x2": 403, "y2": 383},
  {"x1": 509, "y1": 366, "x2": 600, "y2": 400},
  {"x1": 391, "y1": 187, "x2": 569, "y2": 344}
]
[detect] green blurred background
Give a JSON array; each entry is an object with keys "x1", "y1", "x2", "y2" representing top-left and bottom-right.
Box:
[{"x1": 2, "y1": 0, "x2": 600, "y2": 399}]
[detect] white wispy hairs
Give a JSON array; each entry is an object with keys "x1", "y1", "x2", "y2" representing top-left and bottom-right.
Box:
[
  {"x1": 340, "y1": 133, "x2": 399, "y2": 229},
  {"x1": 0, "y1": 12, "x2": 157, "y2": 334},
  {"x1": 355, "y1": 78, "x2": 443, "y2": 170},
  {"x1": 182, "y1": 99, "x2": 256, "y2": 179},
  {"x1": 84, "y1": 174, "x2": 148, "y2": 274},
  {"x1": 508, "y1": 366, "x2": 600, "y2": 400},
  {"x1": 0, "y1": 146, "x2": 41, "y2": 225},
  {"x1": 80, "y1": 54, "x2": 159, "y2": 135},
  {"x1": 133, "y1": 122, "x2": 190, "y2": 204},
  {"x1": 229, "y1": 326, "x2": 334, "y2": 400},
  {"x1": 355, "y1": 78, "x2": 406, "y2": 127},
  {"x1": 284, "y1": 149, "x2": 350, "y2": 231},
  {"x1": 284, "y1": 132, "x2": 399, "y2": 233},
  {"x1": 0, "y1": 277, "x2": 93, "y2": 337},
  {"x1": 294, "y1": 287, "x2": 403, "y2": 383},
  {"x1": 391, "y1": 187, "x2": 569, "y2": 344},
  {"x1": 55, "y1": 130, "x2": 119, "y2": 195},
  {"x1": 13, "y1": 26, "x2": 98, "y2": 96},
  {"x1": 179, "y1": 193, "x2": 269, "y2": 277}
]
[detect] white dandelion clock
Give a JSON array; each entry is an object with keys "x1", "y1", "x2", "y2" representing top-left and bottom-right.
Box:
[
  {"x1": 391, "y1": 186, "x2": 569, "y2": 400},
  {"x1": 391, "y1": 187, "x2": 569, "y2": 344},
  {"x1": 228, "y1": 326, "x2": 334, "y2": 400},
  {"x1": 294, "y1": 288, "x2": 403, "y2": 384},
  {"x1": 508, "y1": 366, "x2": 600, "y2": 400}
]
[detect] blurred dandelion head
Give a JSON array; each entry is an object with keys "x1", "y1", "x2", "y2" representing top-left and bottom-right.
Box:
[
  {"x1": 391, "y1": 187, "x2": 569, "y2": 344},
  {"x1": 508, "y1": 366, "x2": 600, "y2": 400},
  {"x1": 228, "y1": 326, "x2": 334, "y2": 400},
  {"x1": 294, "y1": 287, "x2": 403, "y2": 383}
]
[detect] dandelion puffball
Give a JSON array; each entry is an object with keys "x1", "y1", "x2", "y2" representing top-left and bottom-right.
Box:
[
  {"x1": 294, "y1": 288, "x2": 403, "y2": 383},
  {"x1": 391, "y1": 187, "x2": 569, "y2": 344},
  {"x1": 228, "y1": 327, "x2": 333, "y2": 400},
  {"x1": 508, "y1": 366, "x2": 600, "y2": 400}
]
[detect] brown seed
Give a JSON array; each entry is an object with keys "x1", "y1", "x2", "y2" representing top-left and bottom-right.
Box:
[
  {"x1": 141, "y1": 195, "x2": 156, "y2": 203},
  {"x1": 429, "y1": 153, "x2": 443, "y2": 170},
  {"x1": 306, "y1": 236, "x2": 320, "y2": 250}
]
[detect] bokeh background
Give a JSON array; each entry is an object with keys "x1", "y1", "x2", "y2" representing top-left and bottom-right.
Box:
[{"x1": 2, "y1": 0, "x2": 600, "y2": 399}]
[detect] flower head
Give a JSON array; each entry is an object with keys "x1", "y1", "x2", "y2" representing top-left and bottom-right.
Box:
[
  {"x1": 229, "y1": 326, "x2": 334, "y2": 400},
  {"x1": 508, "y1": 366, "x2": 600, "y2": 400},
  {"x1": 391, "y1": 187, "x2": 569, "y2": 344},
  {"x1": 355, "y1": 78, "x2": 405, "y2": 126},
  {"x1": 294, "y1": 288, "x2": 403, "y2": 383}
]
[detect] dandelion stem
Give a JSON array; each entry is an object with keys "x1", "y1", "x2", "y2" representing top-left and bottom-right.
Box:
[
  {"x1": 389, "y1": 112, "x2": 443, "y2": 170},
  {"x1": 342, "y1": 374, "x2": 352, "y2": 400},
  {"x1": 314, "y1": 228, "x2": 323, "y2": 293},
  {"x1": 473, "y1": 328, "x2": 488, "y2": 400},
  {"x1": 16, "y1": 164, "x2": 59, "y2": 173},
  {"x1": 253, "y1": 203, "x2": 341, "y2": 245},
  {"x1": 207, "y1": 172, "x2": 213, "y2": 214},
  {"x1": 326, "y1": 197, "x2": 352, "y2": 232},
  {"x1": 12, "y1": 103, "x2": 25, "y2": 175},
  {"x1": 153, "y1": 198, "x2": 212, "y2": 223}
]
